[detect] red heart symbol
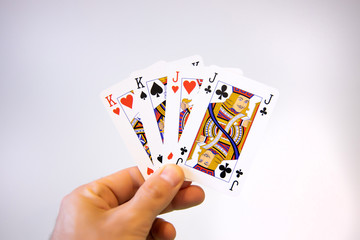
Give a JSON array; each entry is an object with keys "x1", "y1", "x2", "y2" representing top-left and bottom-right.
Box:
[
  {"x1": 120, "y1": 94, "x2": 133, "y2": 109},
  {"x1": 113, "y1": 107, "x2": 120, "y2": 115},
  {"x1": 167, "y1": 152, "x2": 173, "y2": 160},
  {"x1": 183, "y1": 80, "x2": 196, "y2": 94},
  {"x1": 147, "y1": 167, "x2": 154, "y2": 175},
  {"x1": 172, "y1": 86, "x2": 179, "y2": 93}
]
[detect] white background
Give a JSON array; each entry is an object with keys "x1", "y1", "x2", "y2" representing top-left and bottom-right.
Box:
[{"x1": 1, "y1": 0, "x2": 359, "y2": 239}]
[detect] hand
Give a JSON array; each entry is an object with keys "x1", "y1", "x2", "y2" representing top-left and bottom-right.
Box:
[
  {"x1": 196, "y1": 135, "x2": 205, "y2": 143},
  {"x1": 242, "y1": 120, "x2": 252, "y2": 128},
  {"x1": 51, "y1": 164, "x2": 205, "y2": 240}
]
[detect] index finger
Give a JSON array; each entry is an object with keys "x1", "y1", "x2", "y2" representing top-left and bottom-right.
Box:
[{"x1": 94, "y1": 166, "x2": 145, "y2": 205}]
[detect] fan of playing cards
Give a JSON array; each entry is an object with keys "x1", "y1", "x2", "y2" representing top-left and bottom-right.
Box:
[{"x1": 101, "y1": 55, "x2": 278, "y2": 195}]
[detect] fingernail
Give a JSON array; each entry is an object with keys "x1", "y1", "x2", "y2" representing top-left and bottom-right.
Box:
[{"x1": 160, "y1": 165, "x2": 183, "y2": 187}]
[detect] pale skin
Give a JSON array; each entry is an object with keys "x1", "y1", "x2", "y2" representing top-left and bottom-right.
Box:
[
  {"x1": 180, "y1": 101, "x2": 190, "y2": 111},
  {"x1": 233, "y1": 95, "x2": 250, "y2": 113},
  {"x1": 232, "y1": 95, "x2": 252, "y2": 127},
  {"x1": 51, "y1": 164, "x2": 205, "y2": 240}
]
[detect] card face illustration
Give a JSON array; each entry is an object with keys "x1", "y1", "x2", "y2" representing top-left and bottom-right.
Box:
[
  {"x1": 185, "y1": 83, "x2": 261, "y2": 181},
  {"x1": 146, "y1": 77, "x2": 167, "y2": 142},
  {"x1": 117, "y1": 90, "x2": 153, "y2": 162},
  {"x1": 172, "y1": 67, "x2": 278, "y2": 195},
  {"x1": 178, "y1": 78, "x2": 203, "y2": 140}
]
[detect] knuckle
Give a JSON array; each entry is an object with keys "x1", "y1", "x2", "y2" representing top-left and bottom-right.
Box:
[{"x1": 141, "y1": 183, "x2": 167, "y2": 200}]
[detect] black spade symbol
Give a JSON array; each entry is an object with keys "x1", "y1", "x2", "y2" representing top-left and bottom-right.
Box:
[
  {"x1": 140, "y1": 91, "x2": 147, "y2": 100},
  {"x1": 150, "y1": 82, "x2": 163, "y2": 98}
]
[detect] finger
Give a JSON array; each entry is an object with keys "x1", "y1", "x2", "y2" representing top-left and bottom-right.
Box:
[
  {"x1": 161, "y1": 184, "x2": 205, "y2": 214},
  {"x1": 149, "y1": 218, "x2": 176, "y2": 240},
  {"x1": 126, "y1": 164, "x2": 184, "y2": 221},
  {"x1": 78, "y1": 166, "x2": 145, "y2": 208},
  {"x1": 180, "y1": 181, "x2": 192, "y2": 189}
]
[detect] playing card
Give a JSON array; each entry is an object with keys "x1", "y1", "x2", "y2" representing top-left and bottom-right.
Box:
[
  {"x1": 129, "y1": 56, "x2": 204, "y2": 166},
  {"x1": 100, "y1": 75, "x2": 162, "y2": 179},
  {"x1": 164, "y1": 66, "x2": 217, "y2": 164},
  {"x1": 171, "y1": 66, "x2": 279, "y2": 195},
  {"x1": 164, "y1": 66, "x2": 244, "y2": 165},
  {"x1": 100, "y1": 56, "x2": 278, "y2": 195}
]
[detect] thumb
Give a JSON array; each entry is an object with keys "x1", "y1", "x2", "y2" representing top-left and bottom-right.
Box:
[{"x1": 127, "y1": 164, "x2": 184, "y2": 221}]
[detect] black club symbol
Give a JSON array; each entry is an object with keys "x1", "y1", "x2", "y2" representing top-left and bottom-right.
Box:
[
  {"x1": 260, "y1": 107, "x2": 267, "y2": 116},
  {"x1": 180, "y1": 147, "x2": 187, "y2": 155},
  {"x1": 219, "y1": 163, "x2": 232, "y2": 178},
  {"x1": 236, "y1": 169, "x2": 243, "y2": 178},
  {"x1": 215, "y1": 85, "x2": 229, "y2": 100},
  {"x1": 204, "y1": 85, "x2": 211, "y2": 94}
]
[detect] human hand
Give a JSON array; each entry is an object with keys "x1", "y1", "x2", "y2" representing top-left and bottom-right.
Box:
[{"x1": 51, "y1": 164, "x2": 205, "y2": 240}]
